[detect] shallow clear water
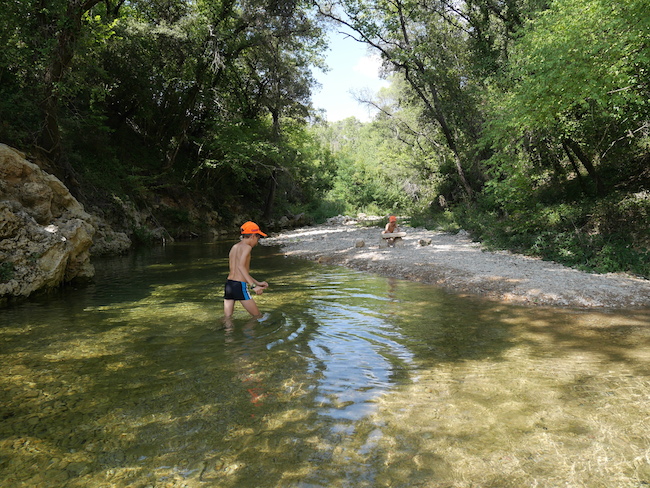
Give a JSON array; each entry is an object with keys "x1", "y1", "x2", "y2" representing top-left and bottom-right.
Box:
[{"x1": 1, "y1": 241, "x2": 649, "y2": 487}]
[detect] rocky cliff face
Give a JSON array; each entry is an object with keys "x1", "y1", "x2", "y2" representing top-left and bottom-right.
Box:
[
  {"x1": 0, "y1": 144, "x2": 96, "y2": 301},
  {"x1": 0, "y1": 142, "x2": 314, "y2": 303}
]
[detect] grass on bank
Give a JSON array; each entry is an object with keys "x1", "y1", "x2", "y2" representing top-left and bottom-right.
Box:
[{"x1": 452, "y1": 194, "x2": 650, "y2": 279}]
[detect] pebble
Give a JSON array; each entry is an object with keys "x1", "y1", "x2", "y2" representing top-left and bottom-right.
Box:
[{"x1": 66, "y1": 461, "x2": 91, "y2": 476}]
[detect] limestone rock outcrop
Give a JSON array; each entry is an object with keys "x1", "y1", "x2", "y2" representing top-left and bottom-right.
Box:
[{"x1": 0, "y1": 144, "x2": 95, "y2": 300}]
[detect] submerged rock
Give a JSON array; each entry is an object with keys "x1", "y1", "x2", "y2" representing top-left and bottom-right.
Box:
[{"x1": 0, "y1": 144, "x2": 95, "y2": 301}]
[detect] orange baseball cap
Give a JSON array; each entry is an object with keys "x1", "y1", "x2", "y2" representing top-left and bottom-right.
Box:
[
  {"x1": 389, "y1": 215, "x2": 397, "y2": 222},
  {"x1": 241, "y1": 221, "x2": 267, "y2": 236}
]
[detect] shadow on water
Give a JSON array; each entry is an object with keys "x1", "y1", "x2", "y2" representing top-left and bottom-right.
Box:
[
  {"x1": 345, "y1": 283, "x2": 650, "y2": 487},
  {"x1": 1, "y1": 241, "x2": 649, "y2": 487}
]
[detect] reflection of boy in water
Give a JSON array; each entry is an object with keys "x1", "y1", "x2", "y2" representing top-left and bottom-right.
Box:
[{"x1": 224, "y1": 221, "x2": 269, "y2": 318}]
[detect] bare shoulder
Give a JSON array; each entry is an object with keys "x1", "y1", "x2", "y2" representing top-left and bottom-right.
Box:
[{"x1": 231, "y1": 241, "x2": 251, "y2": 258}]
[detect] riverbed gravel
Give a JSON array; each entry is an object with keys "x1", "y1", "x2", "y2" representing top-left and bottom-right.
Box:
[{"x1": 265, "y1": 218, "x2": 650, "y2": 309}]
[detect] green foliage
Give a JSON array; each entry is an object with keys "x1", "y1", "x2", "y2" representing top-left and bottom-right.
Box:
[
  {"x1": 304, "y1": 199, "x2": 347, "y2": 224},
  {"x1": 0, "y1": 0, "x2": 333, "y2": 228},
  {"x1": 485, "y1": 0, "x2": 650, "y2": 174},
  {"x1": 132, "y1": 227, "x2": 159, "y2": 247},
  {"x1": 310, "y1": 111, "x2": 448, "y2": 218},
  {"x1": 196, "y1": 120, "x2": 279, "y2": 184},
  {"x1": 529, "y1": 232, "x2": 649, "y2": 276},
  {"x1": 326, "y1": 157, "x2": 399, "y2": 214},
  {"x1": 409, "y1": 208, "x2": 462, "y2": 233},
  {"x1": 272, "y1": 121, "x2": 339, "y2": 213},
  {"x1": 507, "y1": 0, "x2": 650, "y2": 129},
  {"x1": 0, "y1": 0, "x2": 648, "y2": 275},
  {"x1": 456, "y1": 193, "x2": 650, "y2": 277}
]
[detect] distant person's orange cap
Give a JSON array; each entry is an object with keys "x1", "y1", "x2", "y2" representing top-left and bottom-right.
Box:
[
  {"x1": 241, "y1": 221, "x2": 267, "y2": 237},
  {"x1": 389, "y1": 215, "x2": 397, "y2": 222}
]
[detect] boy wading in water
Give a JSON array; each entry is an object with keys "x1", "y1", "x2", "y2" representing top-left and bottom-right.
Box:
[{"x1": 224, "y1": 221, "x2": 269, "y2": 318}]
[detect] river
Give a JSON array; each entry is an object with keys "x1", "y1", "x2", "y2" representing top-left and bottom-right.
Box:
[{"x1": 1, "y1": 240, "x2": 649, "y2": 487}]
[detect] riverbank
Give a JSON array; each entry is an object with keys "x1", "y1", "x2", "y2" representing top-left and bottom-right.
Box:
[{"x1": 265, "y1": 219, "x2": 650, "y2": 309}]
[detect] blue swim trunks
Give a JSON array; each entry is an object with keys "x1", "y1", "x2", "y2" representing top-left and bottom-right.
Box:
[{"x1": 224, "y1": 279, "x2": 252, "y2": 301}]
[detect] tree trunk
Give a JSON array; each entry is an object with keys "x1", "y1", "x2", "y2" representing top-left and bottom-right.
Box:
[
  {"x1": 395, "y1": 2, "x2": 474, "y2": 200},
  {"x1": 263, "y1": 107, "x2": 281, "y2": 221},
  {"x1": 563, "y1": 138, "x2": 606, "y2": 196},
  {"x1": 37, "y1": 1, "x2": 102, "y2": 184},
  {"x1": 403, "y1": 64, "x2": 475, "y2": 200},
  {"x1": 561, "y1": 139, "x2": 589, "y2": 195},
  {"x1": 263, "y1": 169, "x2": 278, "y2": 221}
]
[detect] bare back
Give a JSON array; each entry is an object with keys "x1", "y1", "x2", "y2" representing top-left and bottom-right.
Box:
[{"x1": 227, "y1": 240, "x2": 253, "y2": 282}]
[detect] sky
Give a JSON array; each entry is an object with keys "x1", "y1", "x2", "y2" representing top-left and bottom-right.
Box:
[{"x1": 311, "y1": 29, "x2": 390, "y2": 123}]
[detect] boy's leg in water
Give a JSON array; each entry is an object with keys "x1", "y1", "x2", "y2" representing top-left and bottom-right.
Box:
[
  {"x1": 224, "y1": 299, "x2": 235, "y2": 317},
  {"x1": 241, "y1": 298, "x2": 262, "y2": 318}
]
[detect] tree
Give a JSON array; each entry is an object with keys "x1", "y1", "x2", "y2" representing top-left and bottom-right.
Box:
[
  {"x1": 37, "y1": 0, "x2": 104, "y2": 184},
  {"x1": 489, "y1": 0, "x2": 650, "y2": 198},
  {"x1": 238, "y1": 0, "x2": 325, "y2": 218},
  {"x1": 314, "y1": 0, "x2": 497, "y2": 199}
]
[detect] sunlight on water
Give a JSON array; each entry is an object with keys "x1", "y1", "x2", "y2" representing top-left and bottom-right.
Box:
[{"x1": 0, "y1": 241, "x2": 649, "y2": 487}]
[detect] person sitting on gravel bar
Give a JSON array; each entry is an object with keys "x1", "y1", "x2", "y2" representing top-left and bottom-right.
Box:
[{"x1": 382, "y1": 215, "x2": 401, "y2": 247}]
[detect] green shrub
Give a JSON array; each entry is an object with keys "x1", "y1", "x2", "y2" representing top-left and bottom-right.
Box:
[
  {"x1": 132, "y1": 227, "x2": 158, "y2": 246},
  {"x1": 305, "y1": 199, "x2": 346, "y2": 224},
  {"x1": 409, "y1": 208, "x2": 461, "y2": 233},
  {"x1": 454, "y1": 196, "x2": 650, "y2": 278}
]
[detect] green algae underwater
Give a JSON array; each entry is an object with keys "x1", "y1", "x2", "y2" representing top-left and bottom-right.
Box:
[{"x1": 1, "y1": 241, "x2": 649, "y2": 487}]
